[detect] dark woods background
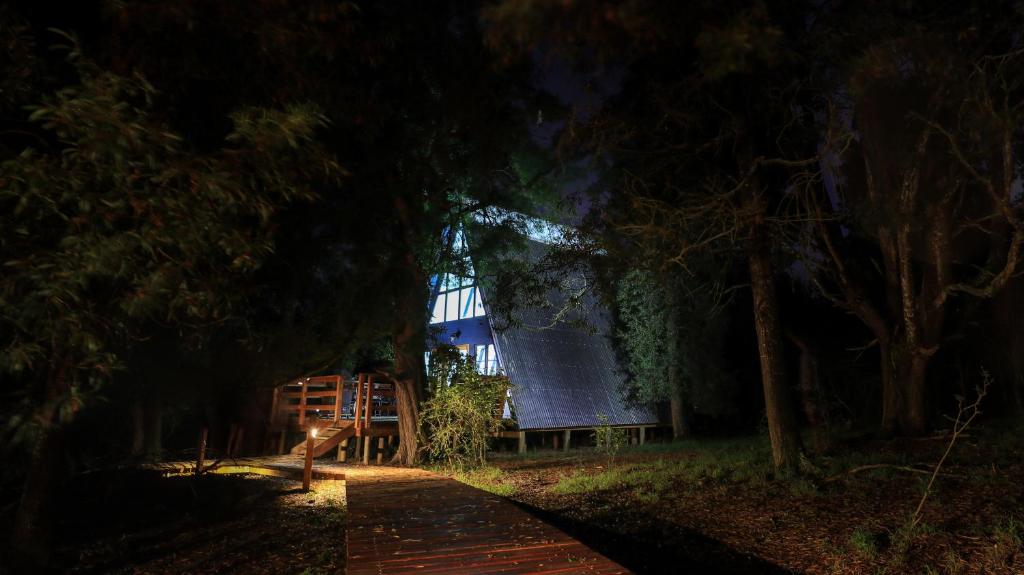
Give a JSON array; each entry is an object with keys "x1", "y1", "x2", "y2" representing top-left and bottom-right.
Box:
[{"x1": 2, "y1": 0, "x2": 1024, "y2": 571}]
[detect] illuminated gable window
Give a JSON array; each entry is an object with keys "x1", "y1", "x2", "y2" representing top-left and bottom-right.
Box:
[
  {"x1": 430, "y1": 276, "x2": 486, "y2": 324},
  {"x1": 429, "y1": 228, "x2": 488, "y2": 324},
  {"x1": 475, "y1": 344, "x2": 498, "y2": 375}
]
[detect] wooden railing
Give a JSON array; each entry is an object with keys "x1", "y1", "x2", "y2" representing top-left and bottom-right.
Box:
[
  {"x1": 270, "y1": 374, "x2": 396, "y2": 430},
  {"x1": 352, "y1": 374, "x2": 397, "y2": 436}
]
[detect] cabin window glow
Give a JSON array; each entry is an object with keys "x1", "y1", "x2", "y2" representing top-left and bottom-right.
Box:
[
  {"x1": 429, "y1": 228, "x2": 488, "y2": 325},
  {"x1": 429, "y1": 282, "x2": 486, "y2": 324},
  {"x1": 475, "y1": 344, "x2": 497, "y2": 375}
]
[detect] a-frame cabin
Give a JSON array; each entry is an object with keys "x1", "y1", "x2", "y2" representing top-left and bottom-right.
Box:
[
  {"x1": 427, "y1": 223, "x2": 662, "y2": 452},
  {"x1": 263, "y1": 218, "x2": 663, "y2": 462}
]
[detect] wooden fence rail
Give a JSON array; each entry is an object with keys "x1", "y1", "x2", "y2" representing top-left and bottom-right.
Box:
[{"x1": 270, "y1": 374, "x2": 396, "y2": 430}]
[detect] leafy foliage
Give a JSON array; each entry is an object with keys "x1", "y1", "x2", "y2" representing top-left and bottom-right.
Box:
[
  {"x1": 614, "y1": 269, "x2": 735, "y2": 417},
  {"x1": 420, "y1": 346, "x2": 509, "y2": 469},
  {"x1": 592, "y1": 414, "x2": 628, "y2": 465},
  {"x1": 0, "y1": 44, "x2": 338, "y2": 427}
]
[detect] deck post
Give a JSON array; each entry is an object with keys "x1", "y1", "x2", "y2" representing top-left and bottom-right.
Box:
[
  {"x1": 298, "y1": 380, "x2": 308, "y2": 428},
  {"x1": 226, "y1": 424, "x2": 238, "y2": 457},
  {"x1": 363, "y1": 436, "x2": 371, "y2": 465},
  {"x1": 363, "y1": 375, "x2": 375, "y2": 431},
  {"x1": 337, "y1": 438, "x2": 348, "y2": 462},
  {"x1": 333, "y1": 376, "x2": 342, "y2": 423},
  {"x1": 195, "y1": 427, "x2": 208, "y2": 476},
  {"x1": 232, "y1": 426, "x2": 244, "y2": 457},
  {"x1": 376, "y1": 437, "x2": 385, "y2": 465},
  {"x1": 553, "y1": 432, "x2": 560, "y2": 450},
  {"x1": 563, "y1": 429, "x2": 571, "y2": 452},
  {"x1": 302, "y1": 431, "x2": 315, "y2": 491},
  {"x1": 270, "y1": 387, "x2": 280, "y2": 428},
  {"x1": 354, "y1": 374, "x2": 365, "y2": 435},
  {"x1": 640, "y1": 426, "x2": 646, "y2": 445},
  {"x1": 517, "y1": 431, "x2": 526, "y2": 454}
]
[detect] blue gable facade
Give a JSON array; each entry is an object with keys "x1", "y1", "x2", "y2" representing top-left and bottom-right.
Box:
[{"x1": 425, "y1": 223, "x2": 659, "y2": 431}]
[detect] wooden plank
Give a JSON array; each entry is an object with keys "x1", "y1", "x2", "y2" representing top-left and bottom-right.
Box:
[
  {"x1": 195, "y1": 427, "x2": 207, "y2": 477},
  {"x1": 345, "y1": 467, "x2": 630, "y2": 574},
  {"x1": 270, "y1": 387, "x2": 280, "y2": 427},
  {"x1": 333, "y1": 377, "x2": 342, "y2": 423},
  {"x1": 232, "y1": 426, "x2": 244, "y2": 457},
  {"x1": 354, "y1": 373, "x2": 365, "y2": 435},
  {"x1": 289, "y1": 390, "x2": 340, "y2": 398},
  {"x1": 363, "y1": 374, "x2": 375, "y2": 430}
]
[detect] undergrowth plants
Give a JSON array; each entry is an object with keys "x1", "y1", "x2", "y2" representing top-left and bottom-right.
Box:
[
  {"x1": 452, "y1": 466, "x2": 516, "y2": 497},
  {"x1": 420, "y1": 346, "x2": 509, "y2": 469},
  {"x1": 848, "y1": 526, "x2": 878, "y2": 558},
  {"x1": 551, "y1": 437, "x2": 776, "y2": 496}
]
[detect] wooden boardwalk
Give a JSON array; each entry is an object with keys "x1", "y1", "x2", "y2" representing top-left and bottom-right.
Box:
[{"x1": 345, "y1": 466, "x2": 631, "y2": 575}]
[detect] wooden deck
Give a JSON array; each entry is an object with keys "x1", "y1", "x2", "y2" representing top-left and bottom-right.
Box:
[{"x1": 345, "y1": 466, "x2": 631, "y2": 575}]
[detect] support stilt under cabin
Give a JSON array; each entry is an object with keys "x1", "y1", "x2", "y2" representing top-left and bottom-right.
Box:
[{"x1": 496, "y1": 424, "x2": 663, "y2": 453}]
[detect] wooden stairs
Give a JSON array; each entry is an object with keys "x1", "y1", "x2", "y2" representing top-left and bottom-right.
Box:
[{"x1": 290, "y1": 421, "x2": 357, "y2": 458}]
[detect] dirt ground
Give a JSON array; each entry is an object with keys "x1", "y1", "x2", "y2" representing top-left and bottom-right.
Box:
[
  {"x1": 50, "y1": 472, "x2": 346, "y2": 575},
  {"x1": 463, "y1": 428, "x2": 1024, "y2": 574}
]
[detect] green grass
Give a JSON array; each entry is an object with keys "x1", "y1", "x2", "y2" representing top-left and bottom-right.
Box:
[
  {"x1": 986, "y1": 516, "x2": 1023, "y2": 565},
  {"x1": 848, "y1": 527, "x2": 878, "y2": 558},
  {"x1": 551, "y1": 437, "x2": 775, "y2": 496},
  {"x1": 453, "y1": 466, "x2": 516, "y2": 497}
]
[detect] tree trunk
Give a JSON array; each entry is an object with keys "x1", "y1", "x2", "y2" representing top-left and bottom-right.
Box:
[
  {"x1": 900, "y1": 354, "x2": 931, "y2": 436},
  {"x1": 666, "y1": 277, "x2": 691, "y2": 440},
  {"x1": 11, "y1": 358, "x2": 71, "y2": 570},
  {"x1": 144, "y1": 384, "x2": 162, "y2": 461},
  {"x1": 668, "y1": 393, "x2": 691, "y2": 440},
  {"x1": 747, "y1": 238, "x2": 802, "y2": 474},
  {"x1": 390, "y1": 194, "x2": 428, "y2": 466},
  {"x1": 391, "y1": 378, "x2": 421, "y2": 466},
  {"x1": 391, "y1": 282, "x2": 425, "y2": 466},
  {"x1": 130, "y1": 399, "x2": 145, "y2": 456},
  {"x1": 11, "y1": 418, "x2": 65, "y2": 569},
  {"x1": 881, "y1": 340, "x2": 934, "y2": 437},
  {"x1": 879, "y1": 339, "x2": 902, "y2": 436},
  {"x1": 787, "y1": 332, "x2": 828, "y2": 453}
]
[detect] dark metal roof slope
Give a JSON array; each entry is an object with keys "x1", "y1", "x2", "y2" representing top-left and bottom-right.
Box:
[{"x1": 489, "y1": 241, "x2": 659, "y2": 430}]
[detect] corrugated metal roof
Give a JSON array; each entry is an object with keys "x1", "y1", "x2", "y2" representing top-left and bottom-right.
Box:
[{"x1": 489, "y1": 240, "x2": 659, "y2": 430}]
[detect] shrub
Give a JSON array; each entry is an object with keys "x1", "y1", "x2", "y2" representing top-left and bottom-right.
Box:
[
  {"x1": 849, "y1": 527, "x2": 878, "y2": 558},
  {"x1": 986, "y1": 517, "x2": 1023, "y2": 567},
  {"x1": 593, "y1": 414, "x2": 628, "y2": 465},
  {"x1": 420, "y1": 347, "x2": 509, "y2": 469}
]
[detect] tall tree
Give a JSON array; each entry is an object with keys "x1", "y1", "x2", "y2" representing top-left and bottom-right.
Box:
[
  {"x1": 100, "y1": 0, "x2": 553, "y2": 465},
  {"x1": 613, "y1": 267, "x2": 736, "y2": 438},
  {"x1": 802, "y1": 2, "x2": 1024, "y2": 435},
  {"x1": 0, "y1": 42, "x2": 337, "y2": 565},
  {"x1": 485, "y1": 0, "x2": 812, "y2": 472}
]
